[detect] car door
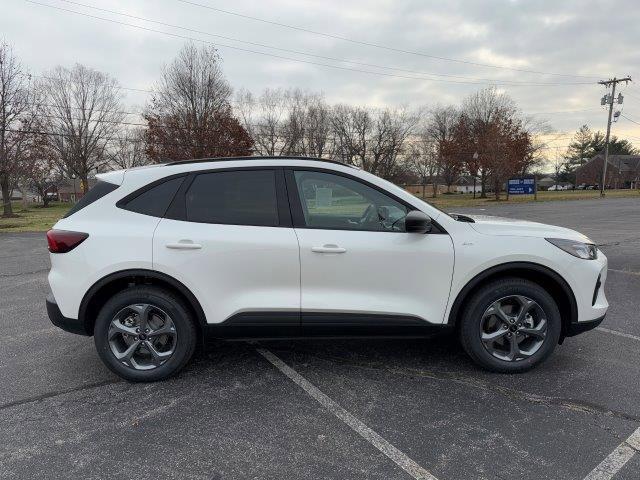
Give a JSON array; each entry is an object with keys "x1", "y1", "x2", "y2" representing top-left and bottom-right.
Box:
[
  {"x1": 153, "y1": 168, "x2": 300, "y2": 326},
  {"x1": 286, "y1": 168, "x2": 454, "y2": 326}
]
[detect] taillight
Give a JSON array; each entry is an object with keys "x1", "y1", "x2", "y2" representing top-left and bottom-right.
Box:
[{"x1": 46, "y1": 230, "x2": 89, "y2": 253}]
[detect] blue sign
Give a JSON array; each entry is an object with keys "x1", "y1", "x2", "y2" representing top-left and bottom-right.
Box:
[{"x1": 508, "y1": 178, "x2": 536, "y2": 195}]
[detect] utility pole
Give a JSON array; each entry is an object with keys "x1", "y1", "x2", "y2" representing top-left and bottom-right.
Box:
[{"x1": 598, "y1": 76, "x2": 631, "y2": 197}]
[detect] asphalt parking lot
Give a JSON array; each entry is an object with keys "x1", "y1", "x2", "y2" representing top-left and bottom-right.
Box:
[{"x1": 1, "y1": 197, "x2": 639, "y2": 480}]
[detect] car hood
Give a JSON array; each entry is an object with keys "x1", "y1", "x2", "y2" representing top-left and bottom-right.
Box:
[{"x1": 453, "y1": 214, "x2": 592, "y2": 242}]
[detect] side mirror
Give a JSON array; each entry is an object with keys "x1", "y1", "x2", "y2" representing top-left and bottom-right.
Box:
[{"x1": 405, "y1": 210, "x2": 432, "y2": 234}]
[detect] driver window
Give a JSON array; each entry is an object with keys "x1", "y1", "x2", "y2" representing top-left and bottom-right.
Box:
[{"x1": 293, "y1": 170, "x2": 408, "y2": 232}]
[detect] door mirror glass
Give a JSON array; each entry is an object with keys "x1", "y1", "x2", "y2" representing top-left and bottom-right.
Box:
[{"x1": 405, "y1": 210, "x2": 432, "y2": 234}]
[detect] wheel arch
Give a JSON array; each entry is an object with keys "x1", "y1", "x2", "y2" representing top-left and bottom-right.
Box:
[
  {"x1": 79, "y1": 269, "x2": 207, "y2": 337},
  {"x1": 447, "y1": 262, "x2": 578, "y2": 340}
]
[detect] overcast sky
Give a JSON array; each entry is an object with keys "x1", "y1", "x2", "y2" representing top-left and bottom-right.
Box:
[{"x1": 4, "y1": 0, "x2": 640, "y2": 155}]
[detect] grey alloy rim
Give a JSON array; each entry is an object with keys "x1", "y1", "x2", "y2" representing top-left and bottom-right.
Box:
[
  {"x1": 479, "y1": 295, "x2": 548, "y2": 362},
  {"x1": 108, "y1": 303, "x2": 177, "y2": 371}
]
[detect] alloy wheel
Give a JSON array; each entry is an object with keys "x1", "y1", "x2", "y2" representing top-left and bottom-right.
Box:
[
  {"x1": 108, "y1": 303, "x2": 177, "y2": 370},
  {"x1": 480, "y1": 295, "x2": 547, "y2": 362}
]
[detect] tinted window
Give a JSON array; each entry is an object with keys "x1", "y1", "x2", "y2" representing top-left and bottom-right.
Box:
[
  {"x1": 185, "y1": 170, "x2": 279, "y2": 226},
  {"x1": 63, "y1": 180, "x2": 119, "y2": 218},
  {"x1": 123, "y1": 177, "x2": 184, "y2": 217},
  {"x1": 294, "y1": 170, "x2": 408, "y2": 232}
]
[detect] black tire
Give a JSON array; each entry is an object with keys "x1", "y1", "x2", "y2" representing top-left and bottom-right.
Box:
[
  {"x1": 459, "y1": 277, "x2": 561, "y2": 373},
  {"x1": 94, "y1": 286, "x2": 197, "y2": 382}
]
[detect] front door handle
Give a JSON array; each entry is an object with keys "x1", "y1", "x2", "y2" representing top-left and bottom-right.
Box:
[
  {"x1": 166, "y1": 240, "x2": 202, "y2": 250},
  {"x1": 312, "y1": 244, "x2": 346, "y2": 254}
]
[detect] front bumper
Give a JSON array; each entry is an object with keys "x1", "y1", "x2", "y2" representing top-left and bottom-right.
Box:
[
  {"x1": 565, "y1": 314, "x2": 605, "y2": 337},
  {"x1": 46, "y1": 293, "x2": 90, "y2": 336}
]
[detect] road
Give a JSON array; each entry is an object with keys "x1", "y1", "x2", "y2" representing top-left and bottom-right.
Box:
[{"x1": 1, "y1": 197, "x2": 639, "y2": 480}]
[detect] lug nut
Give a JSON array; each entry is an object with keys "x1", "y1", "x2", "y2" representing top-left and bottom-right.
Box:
[
  {"x1": 134, "y1": 336, "x2": 139, "y2": 341},
  {"x1": 145, "y1": 328, "x2": 150, "y2": 333},
  {"x1": 136, "y1": 328, "x2": 140, "y2": 333}
]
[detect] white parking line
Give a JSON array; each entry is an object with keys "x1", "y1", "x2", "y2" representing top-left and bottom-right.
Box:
[
  {"x1": 583, "y1": 427, "x2": 640, "y2": 480},
  {"x1": 256, "y1": 347, "x2": 438, "y2": 480},
  {"x1": 596, "y1": 327, "x2": 640, "y2": 342}
]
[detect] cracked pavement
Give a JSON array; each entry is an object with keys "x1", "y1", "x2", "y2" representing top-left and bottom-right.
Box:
[{"x1": 0, "y1": 197, "x2": 639, "y2": 479}]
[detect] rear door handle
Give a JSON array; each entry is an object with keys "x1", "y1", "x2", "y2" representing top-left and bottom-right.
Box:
[
  {"x1": 311, "y1": 244, "x2": 346, "y2": 254},
  {"x1": 166, "y1": 240, "x2": 202, "y2": 250}
]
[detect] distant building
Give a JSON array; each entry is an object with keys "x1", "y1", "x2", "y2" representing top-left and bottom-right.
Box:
[
  {"x1": 454, "y1": 175, "x2": 482, "y2": 194},
  {"x1": 55, "y1": 177, "x2": 97, "y2": 202},
  {"x1": 536, "y1": 176, "x2": 556, "y2": 189},
  {"x1": 403, "y1": 183, "x2": 447, "y2": 197},
  {"x1": 575, "y1": 154, "x2": 640, "y2": 189}
]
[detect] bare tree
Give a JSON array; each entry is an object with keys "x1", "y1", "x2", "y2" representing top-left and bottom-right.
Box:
[
  {"x1": 109, "y1": 128, "x2": 149, "y2": 169},
  {"x1": 406, "y1": 130, "x2": 438, "y2": 198},
  {"x1": 300, "y1": 93, "x2": 333, "y2": 157},
  {"x1": 39, "y1": 64, "x2": 124, "y2": 193},
  {"x1": 236, "y1": 88, "x2": 333, "y2": 157},
  {"x1": 146, "y1": 43, "x2": 252, "y2": 161},
  {"x1": 237, "y1": 88, "x2": 294, "y2": 156},
  {"x1": 551, "y1": 155, "x2": 567, "y2": 184},
  {"x1": 425, "y1": 106, "x2": 460, "y2": 195},
  {"x1": 368, "y1": 108, "x2": 418, "y2": 180},
  {"x1": 0, "y1": 41, "x2": 35, "y2": 217},
  {"x1": 331, "y1": 104, "x2": 371, "y2": 168}
]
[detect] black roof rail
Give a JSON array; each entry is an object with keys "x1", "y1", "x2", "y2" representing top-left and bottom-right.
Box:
[{"x1": 165, "y1": 156, "x2": 357, "y2": 168}]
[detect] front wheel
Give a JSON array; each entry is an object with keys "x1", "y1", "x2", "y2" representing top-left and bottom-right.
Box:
[
  {"x1": 94, "y1": 286, "x2": 197, "y2": 382},
  {"x1": 459, "y1": 278, "x2": 561, "y2": 373}
]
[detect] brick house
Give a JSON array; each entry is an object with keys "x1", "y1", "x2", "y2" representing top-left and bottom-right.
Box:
[{"x1": 574, "y1": 154, "x2": 640, "y2": 189}]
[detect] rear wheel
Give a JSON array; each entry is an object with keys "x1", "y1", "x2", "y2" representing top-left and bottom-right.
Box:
[
  {"x1": 94, "y1": 286, "x2": 197, "y2": 382},
  {"x1": 459, "y1": 278, "x2": 561, "y2": 373}
]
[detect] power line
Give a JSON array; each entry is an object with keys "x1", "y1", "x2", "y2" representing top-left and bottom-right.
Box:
[
  {"x1": 50, "y1": 0, "x2": 593, "y2": 87},
  {"x1": 27, "y1": 73, "x2": 154, "y2": 94},
  {"x1": 175, "y1": 0, "x2": 602, "y2": 80},
  {"x1": 620, "y1": 113, "x2": 640, "y2": 126},
  {"x1": 8, "y1": 100, "x2": 618, "y2": 123},
  {"x1": 5, "y1": 126, "x2": 582, "y2": 154},
  {"x1": 26, "y1": 0, "x2": 594, "y2": 88},
  {"x1": 528, "y1": 107, "x2": 602, "y2": 115}
]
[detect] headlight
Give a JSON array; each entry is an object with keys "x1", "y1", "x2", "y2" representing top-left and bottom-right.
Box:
[{"x1": 546, "y1": 238, "x2": 598, "y2": 260}]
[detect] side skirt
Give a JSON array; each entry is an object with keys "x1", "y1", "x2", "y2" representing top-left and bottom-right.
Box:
[{"x1": 204, "y1": 311, "x2": 452, "y2": 340}]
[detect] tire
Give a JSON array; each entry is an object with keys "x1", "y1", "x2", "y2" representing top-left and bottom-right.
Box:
[
  {"x1": 459, "y1": 277, "x2": 561, "y2": 373},
  {"x1": 94, "y1": 286, "x2": 197, "y2": 382}
]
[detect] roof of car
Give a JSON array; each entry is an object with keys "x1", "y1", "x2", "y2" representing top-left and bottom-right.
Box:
[{"x1": 165, "y1": 156, "x2": 358, "y2": 169}]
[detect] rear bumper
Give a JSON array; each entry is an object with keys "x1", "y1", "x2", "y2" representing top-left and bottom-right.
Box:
[
  {"x1": 46, "y1": 293, "x2": 90, "y2": 336},
  {"x1": 565, "y1": 314, "x2": 605, "y2": 337}
]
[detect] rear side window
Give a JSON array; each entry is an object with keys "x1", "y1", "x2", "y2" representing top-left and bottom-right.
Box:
[
  {"x1": 121, "y1": 176, "x2": 184, "y2": 218},
  {"x1": 63, "y1": 180, "x2": 119, "y2": 218},
  {"x1": 185, "y1": 170, "x2": 279, "y2": 226}
]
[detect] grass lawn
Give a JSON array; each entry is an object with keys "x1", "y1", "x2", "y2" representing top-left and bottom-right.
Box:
[
  {"x1": 424, "y1": 188, "x2": 640, "y2": 209},
  {"x1": 0, "y1": 202, "x2": 71, "y2": 233},
  {"x1": 0, "y1": 189, "x2": 638, "y2": 233}
]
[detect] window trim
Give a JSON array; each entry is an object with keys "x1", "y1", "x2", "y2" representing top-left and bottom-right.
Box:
[
  {"x1": 284, "y1": 167, "x2": 446, "y2": 234},
  {"x1": 165, "y1": 167, "x2": 292, "y2": 228},
  {"x1": 116, "y1": 173, "x2": 187, "y2": 218}
]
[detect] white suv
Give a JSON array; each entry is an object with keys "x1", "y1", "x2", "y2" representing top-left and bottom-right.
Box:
[{"x1": 46, "y1": 157, "x2": 608, "y2": 381}]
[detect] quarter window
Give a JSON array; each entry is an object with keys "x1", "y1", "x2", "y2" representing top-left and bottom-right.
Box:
[
  {"x1": 122, "y1": 176, "x2": 184, "y2": 218},
  {"x1": 185, "y1": 170, "x2": 279, "y2": 226},
  {"x1": 293, "y1": 170, "x2": 408, "y2": 231}
]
